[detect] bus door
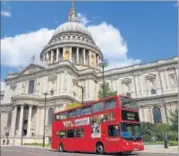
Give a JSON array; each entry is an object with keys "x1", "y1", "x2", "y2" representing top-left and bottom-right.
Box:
[
  {"x1": 106, "y1": 124, "x2": 121, "y2": 152},
  {"x1": 64, "y1": 129, "x2": 77, "y2": 151}
]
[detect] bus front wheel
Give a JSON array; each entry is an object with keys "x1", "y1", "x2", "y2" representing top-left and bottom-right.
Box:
[
  {"x1": 96, "y1": 143, "x2": 104, "y2": 154},
  {"x1": 59, "y1": 143, "x2": 64, "y2": 152}
]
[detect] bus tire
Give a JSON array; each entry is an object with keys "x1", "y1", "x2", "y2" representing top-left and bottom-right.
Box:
[
  {"x1": 96, "y1": 143, "x2": 104, "y2": 154},
  {"x1": 59, "y1": 143, "x2": 64, "y2": 152}
]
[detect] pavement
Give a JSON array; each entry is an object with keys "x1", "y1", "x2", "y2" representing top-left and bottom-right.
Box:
[
  {"x1": 141, "y1": 145, "x2": 178, "y2": 154},
  {"x1": 0, "y1": 145, "x2": 178, "y2": 156}
]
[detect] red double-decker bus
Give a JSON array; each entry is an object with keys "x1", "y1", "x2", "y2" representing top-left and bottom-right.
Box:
[{"x1": 51, "y1": 94, "x2": 144, "y2": 154}]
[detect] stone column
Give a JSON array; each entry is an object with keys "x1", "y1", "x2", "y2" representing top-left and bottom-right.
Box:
[
  {"x1": 83, "y1": 48, "x2": 86, "y2": 65},
  {"x1": 56, "y1": 48, "x2": 59, "y2": 63},
  {"x1": 164, "y1": 70, "x2": 170, "y2": 90},
  {"x1": 159, "y1": 70, "x2": 166, "y2": 94},
  {"x1": 10, "y1": 106, "x2": 17, "y2": 136},
  {"x1": 62, "y1": 48, "x2": 65, "y2": 60},
  {"x1": 150, "y1": 107, "x2": 154, "y2": 123},
  {"x1": 174, "y1": 67, "x2": 178, "y2": 87},
  {"x1": 133, "y1": 73, "x2": 137, "y2": 98},
  {"x1": 35, "y1": 107, "x2": 39, "y2": 136},
  {"x1": 142, "y1": 107, "x2": 145, "y2": 122},
  {"x1": 61, "y1": 73, "x2": 64, "y2": 93},
  {"x1": 27, "y1": 105, "x2": 32, "y2": 136},
  {"x1": 77, "y1": 47, "x2": 79, "y2": 64},
  {"x1": 139, "y1": 75, "x2": 144, "y2": 96},
  {"x1": 18, "y1": 105, "x2": 24, "y2": 136},
  {"x1": 46, "y1": 53, "x2": 49, "y2": 64},
  {"x1": 51, "y1": 50, "x2": 54, "y2": 64}
]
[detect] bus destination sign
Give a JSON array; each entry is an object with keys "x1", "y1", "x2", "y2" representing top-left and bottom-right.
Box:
[{"x1": 121, "y1": 110, "x2": 139, "y2": 121}]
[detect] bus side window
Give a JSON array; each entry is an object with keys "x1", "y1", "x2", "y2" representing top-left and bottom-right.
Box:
[
  {"x1": 108, "y1": 125, "x2": 120, "y2": 137},
  {"x1": 92, "y1": 102, "x2": 104, "y2": 113},
  {"x1": 67, "y1": 129, "x2": 75, "y2": 138},
  {"x1": 80, "y1": 106, "x2": 91, "y2": 115},
  {"x1": 59, "y1": 112, "x2": 67, "y2": 120},
  {"x1": 59, "y1": 130, "x2": 66, "y2": 138},
  {"x1": 76, "y1": 109, "x2": 81, "y2": 116},
  {"x1": 105, "y1": 99, "x2": 116, "y2": 110},
  {"x1": 76, "y1": 128, "x2": 84, "y2": 138},
  {"x1": 68, "y1": 110, "x2": 77, "y2": 118}
]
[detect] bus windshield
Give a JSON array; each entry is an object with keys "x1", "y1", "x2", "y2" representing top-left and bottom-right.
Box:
[
  {"x1": 121, "y1": 123, "x2": 141, "y2": 140},
  {"x1": 120, "y1": 96, "x2": 138, "y2": 109}
]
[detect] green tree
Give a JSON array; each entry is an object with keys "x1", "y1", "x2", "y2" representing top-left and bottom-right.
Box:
[
  {"x1": 169, "y1": 109, "x2": 178, "y2": 132},
  {"x1": 98, "y1": 83, "x2": 117, "y2": 99}
]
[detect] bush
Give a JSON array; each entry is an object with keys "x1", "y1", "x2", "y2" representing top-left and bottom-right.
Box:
[
  {"x1": 169, "y1": 141, "x2": 178, "y2": 146},
  {"x1": 140, "y1": 122, "x2": 177, "y2": 142}
]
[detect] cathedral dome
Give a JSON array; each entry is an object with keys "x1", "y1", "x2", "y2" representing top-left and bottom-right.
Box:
[
  {"x1": 40, "y1": 1, "x2": 103, "y2": 69},
  {"x1": 53, "y1": 22, "x2": 92, "y2": 38}
]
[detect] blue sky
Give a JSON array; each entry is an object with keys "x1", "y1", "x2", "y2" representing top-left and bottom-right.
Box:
[{"x1": 1, "y1": 1, "x2": 178, "y2": 81}]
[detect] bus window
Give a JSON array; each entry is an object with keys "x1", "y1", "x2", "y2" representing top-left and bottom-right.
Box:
[
  {"x1": 92, "y1": 102, "x2": 104, "y2": 113},
  {"x1": 76, "y1": 108, "x2": 81, "y2": 116},
  {"x1": 59, "y1": 130, "x2": 66, "y2": 138},
  {"x1": 104, "y1": 99, "x2": 116, "y2": 110},
  {"x1": 55, "y1": 112, "x2": 67, "y2": 120},
  {"x1": 80, "y1": 106, "x2": 91, "y2": 115},
  {"x1": 67, "y1": 129, "x2": 75, "y2": 138},
  {"x1": 108, "y1": 125, "x2": 120, "y2": 137},
  {"x1": 120, "y1": 96, "x2": 138, "y2": 109},
  {"x1": 68, "y1": 110, "x2": 77, "y2": 118},
  {"x1": 75, "y1": 128, "x2": 84, "y2": 138}
]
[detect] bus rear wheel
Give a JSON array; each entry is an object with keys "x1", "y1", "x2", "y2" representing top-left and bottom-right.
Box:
[
  {"x1": 96, "y1": 143, "x2": 104, "y2": 154},
  {"x1": 59, "y1": 143, "x2": 64, "y2": 152}
]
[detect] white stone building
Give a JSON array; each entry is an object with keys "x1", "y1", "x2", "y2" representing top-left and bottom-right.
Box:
[{"x1": 0, "y1": 2, "x2": 178, "y2": 145}]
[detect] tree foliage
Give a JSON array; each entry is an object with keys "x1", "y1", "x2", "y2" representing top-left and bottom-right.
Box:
[
  {"x1": 169, "y1": 109, "x2": 178, "y2": 132},
  {"x1": 98, "y1": 83, "x2": 117, "y2": 99},
  {"x1": 140, "y1": 122, "x2": 178, "y2": 141},
  {"x1": 66, "y1": 102, "x2": 81, "y2": 109}
]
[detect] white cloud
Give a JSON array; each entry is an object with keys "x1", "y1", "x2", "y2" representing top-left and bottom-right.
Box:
[
  {"x1": 77, "y1": 12, "x2": 90, "y2": 25},
  {"x1": 1, "y1": 28, "x2": 54, "y2": 67},
  {"x1": 88, "y1": 22, "x2": 141, "y2": 68},
  {"x1": 1, "y1": 15, "x2": 140, "y2": 68},
  {"x1": 1, "y1": 81, "x2": 6, "y2": 91},
  {"x1": 1, "y1": 10, "x2": 11, "y2": 17}
]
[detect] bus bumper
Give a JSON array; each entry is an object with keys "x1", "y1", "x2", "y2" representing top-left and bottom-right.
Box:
[{"x1": 131, "y1": 141, "x2": 144, "y2": 151}]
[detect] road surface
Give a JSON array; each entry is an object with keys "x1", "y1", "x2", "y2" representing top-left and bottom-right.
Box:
[{"x1": 1, "y1": 146, "x2": 177, "y2": 156}]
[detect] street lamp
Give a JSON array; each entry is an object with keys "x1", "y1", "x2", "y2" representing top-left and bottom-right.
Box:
[
  {"x1": 42, "y1": 92, "x2": 48, "y2": 147},
  {"x1": 74, "y1": 81, "x2": 84, "y2": 104},
  {"x1": 99, "y1": 60, "x2": 108, "y2": 98}
]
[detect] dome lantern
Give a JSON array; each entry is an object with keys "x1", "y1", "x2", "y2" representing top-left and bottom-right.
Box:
[{"x1": 68, "y1": 0, "x2": 77, "y2": 22}]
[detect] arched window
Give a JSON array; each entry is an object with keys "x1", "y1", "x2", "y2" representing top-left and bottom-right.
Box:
[
  {"x1": 7, "y1": 112, "x2": 12, "y2": 127},
  {"x1": 153, "y1": 107, "x2": 162, "y2": 123},
  {"x1": 48, "y1": 108, "x2": 54, "y2": 125}
]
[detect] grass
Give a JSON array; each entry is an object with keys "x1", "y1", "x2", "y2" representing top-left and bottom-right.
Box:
[
  {"x1": 23, "y1": 143, "x2": 51, "y2": 147},
  {"x1": 144, "y1": 141, "x2": 178, "y2": 146},
  {"x1": 144, "y1": 141, "x2": 163, "y2": 145}
]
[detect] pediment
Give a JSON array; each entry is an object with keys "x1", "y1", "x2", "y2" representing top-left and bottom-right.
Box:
[{"x1": 20, "y1": 64, "x2": 45, "y2": 76}]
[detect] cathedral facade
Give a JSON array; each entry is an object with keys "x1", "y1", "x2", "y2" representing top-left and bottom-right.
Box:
[{"x1": 0, "y1": 2, "x2": 178, "y2": 145}]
